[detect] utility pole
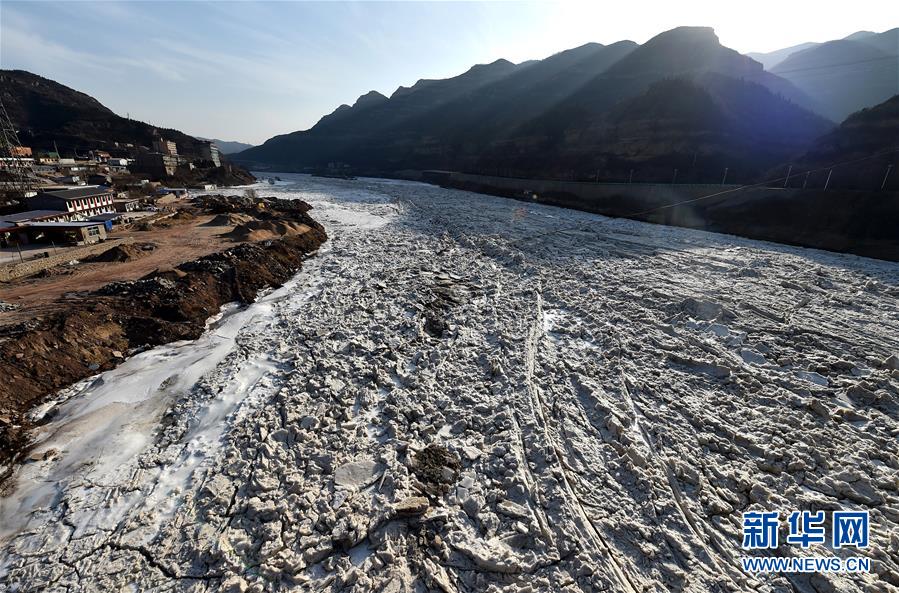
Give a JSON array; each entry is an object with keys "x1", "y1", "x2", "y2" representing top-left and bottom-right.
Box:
[
  {"x1": 881, "y1": 164, "x2": 893, "y2": 190},
  {"x1": 628, "y1": 169, "x2": 634, "y2": 184},
  {"x1": 803, "y1": 171, "x2": 810, "y2": 189},
  {"x1": 671, "y1": 168, "x2": 678, "y2": 185},
  {"x1": 722, "y1": 167, "x2": 728, "y2": 185},
  {"x1": 783, "y1": 165, "x2": 793, "y2": 188},
  {"x1": 0, "y1": 97, "x2": 36, "y2": 207},
  {"x1": 824, "y1": 168, "x2": 833, "y2": 191}
]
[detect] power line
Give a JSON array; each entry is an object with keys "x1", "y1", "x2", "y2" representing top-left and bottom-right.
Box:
[
  {"x1": 511, "y1": 147, "x2": 899, "y2": 246},
  {"x1": 771, "y1": 54, "x2": 898, "y2": 76}
]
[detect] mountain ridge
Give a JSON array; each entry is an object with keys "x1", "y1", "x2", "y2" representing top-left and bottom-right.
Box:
[
  {"x1": 234, "y1": 26, "x2": 833, "y2": 182},
  {"x1": 0, "y1": 69, "x2": 210, "y2": 157}
]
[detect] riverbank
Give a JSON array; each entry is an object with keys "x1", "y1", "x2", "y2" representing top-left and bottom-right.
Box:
[
  {"x1": 403, "y1": 171, "x2": 899, "y2": 262},
  {"x1": 0, "y1": 194, "x2": 326, "y2": 478}
]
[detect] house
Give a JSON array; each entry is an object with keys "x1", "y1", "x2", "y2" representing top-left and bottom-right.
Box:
[
  {"x1": 113, "y1": 198, "x2": 142, "y2": 212},
  {"x1": 27, "y1": 186, "x2": 115, "y2": 218},
  {"x1": 1, "y1": 210, "x2": 75, "y2": 225},
  {"x1": 88, "y1": 174, "x2": 112, "y2": 186},
  {"x1": 199, "y1": 141, "x2": 221, "y2": 167},
  {"x1": 11, "y1": 146, "x2": 32, "y2": 157},
  {"x1": 91, "y1": 150, "x2": 111, "y2": 162},
  {"x1": 0, "y1": 223, "x2": 24, "y2": 248},
  {"x1": 37, "y1": 152, "x2": 60, "y2": 164},
  {"x1": 87, "y1": 212, "x2": 123, "y2": 231},
  {"x1": 20, "y1": 221, "x2": 107, "y2": 245},
  {"x1": 52, "y1": 175, "x2": 83, "y2": 185},
  {"x1": 107, "y1": 157, "x2": 130, "y2": 173},
  {"x1": 158, "y1": 187, "x2": 189, "y2": 198}
]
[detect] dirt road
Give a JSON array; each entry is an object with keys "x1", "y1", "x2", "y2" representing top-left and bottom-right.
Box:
[
  {"x1": 0, "y1": 211, "x2": 235, "y2": 324},
  {"x1": 1, "y1": 175, "x2": 897, "y2": 592}
]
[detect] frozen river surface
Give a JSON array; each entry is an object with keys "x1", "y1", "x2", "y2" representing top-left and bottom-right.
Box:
[{"x1": 2, "y1": 175, "x2": 898, "y2": 592}]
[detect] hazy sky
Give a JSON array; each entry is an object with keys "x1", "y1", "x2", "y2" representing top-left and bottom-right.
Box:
[{"x1": 1, "y1": 1, "x2": 895, "y2": 144}]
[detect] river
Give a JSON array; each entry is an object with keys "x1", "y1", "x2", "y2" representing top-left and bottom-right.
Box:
[{"x1": 1, "y1": 174, "x2": 897, "y2": 592}]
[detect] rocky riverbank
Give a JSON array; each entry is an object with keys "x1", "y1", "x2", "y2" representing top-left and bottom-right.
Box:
[{"x1": 0, "y1": 194, "x2": 326, "y2": 478}]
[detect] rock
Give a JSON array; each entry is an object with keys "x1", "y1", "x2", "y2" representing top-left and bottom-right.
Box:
[
  {"x1": 884, "y1": 354, "x2": 899, "y2": 371},
  {"x1": 221, "y1": 575, "x2": 249, "y2": 593},
  {"x1": 334, "y1": 459, "x2": 384, "y2": 489},
  {"x1": 497, "y1": 500, "x2": 530, "y2": 519},
  {"x1": 462, "y1": 495, "x2": 481, "y2": 518},
  {"x1": 394, "y1": 496, "x2": 429, "y2": 516}
]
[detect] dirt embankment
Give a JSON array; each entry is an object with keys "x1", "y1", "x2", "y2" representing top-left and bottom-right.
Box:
[{"x1": 0, "y1": 195, "x2": 326, "y2": 475}]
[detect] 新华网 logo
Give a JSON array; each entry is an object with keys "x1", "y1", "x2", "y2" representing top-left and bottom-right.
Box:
[{"x1": 739, "y1": 510, "x2": 871, "y2": 574}]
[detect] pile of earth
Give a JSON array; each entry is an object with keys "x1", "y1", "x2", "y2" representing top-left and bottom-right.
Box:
[
  {"x1": 204, "y1": 213, "x2": 254, "y2": 226},
  {"x1": 195, "y1": 193, "x2": 313, "y2": 216},
  {"x1": 84, "y1": 243, "x2": 157, "y2": 263},
  {"x1": 0, "y1": 195, "x2": 327, "y2": 477},
  {"x1": 225, "y1": 220, "x2": 312, "y2": 242}
]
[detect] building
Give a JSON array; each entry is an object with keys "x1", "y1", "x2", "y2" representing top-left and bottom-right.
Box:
[
  {"x1": 20, "y1": 221, "x2": 107, "y2": 245},
  {"x1": 132, "y1": 152, "x2": 177, "y2": 178},
  {"x1": 37, "y1": 152, "x2": 60, "y2": 164},
  {"x1": 152, "y1": 138, "x2": 178, "y2": 156},
  {"x1": 113, "y1": 198, "x2": 142, "y2": 212},
  {"x1": 11, "y1": 146, "x2": 32, "y2": 157},
  {"x1": 27, "y1": 186, "x2": 115, "y2": 218},
  {"x1": 0, "y1": 223, "x2": 22, "y2": 248},
  {"x1": 91, "y1": 150, "x2": 111, "y2": 162},
  {"x1": 52, "y1": 175, "x2": 83, "y2": 185},
  {"x1": 199, "y1": 141, "x2": 221, "y2": 167},
  {"x1": 158, "y1": 187, "x2": 189, "y2": 198},
  {"x1": 1, "y1": 210, "x2": 76, "y2": 225},
  {"x1": 88, "y1": 174, "x2": 111, "y2": 186}
]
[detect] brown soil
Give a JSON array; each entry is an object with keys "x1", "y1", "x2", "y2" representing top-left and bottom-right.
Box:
[
  {"x1": 225, "y1": 220, "x2": 312, "y2": 242},
  {"x1": 0, "y1": 195, "x2": 327, "y2": 476},
  {"x1": 83, "y1": 243, "x2": 157, "y2": 263},
  {"x1": 205, "y1": 213, "x2": 254, "y2": 226},
  {"x1": 0, "y1": 210, "x2": 234, "y2": 324}
]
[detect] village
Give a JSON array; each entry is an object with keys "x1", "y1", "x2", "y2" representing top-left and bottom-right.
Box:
[{"x1": 0, "y1": 136, "x2": 230, "y2": 275}]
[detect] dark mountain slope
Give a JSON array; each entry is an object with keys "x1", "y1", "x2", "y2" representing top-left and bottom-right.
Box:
[
  {"x1": 0, "y1": 70, "x2": 209, "y2": 156},
  {"x1": 772, "y1": 30, "x2": 899, "y2": 121},
  {"x1": 470, "y1": 75, "x2": 832, "y2": 183},
  {"x1": 789, "y1": 94, "x2": 899, "y2": 190},
  {"x1": 235, "y1": 27, "x2": 832, "y2": 180},
  {"x1": 238, "y1": 59, "x2": 522, "y2": 169}
]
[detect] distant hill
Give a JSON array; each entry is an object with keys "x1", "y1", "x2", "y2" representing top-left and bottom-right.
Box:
[
  {"x1": 771, "y1": 29, "x2": 899, "y2": 121},
  {"x1": 234, "y1": 27, "x2": 830, "y2": 182},
  {"x1": 0, "y1": 69, "x2": 209, "y2": 156},
  {"x1": 200, "y1": 138, "x2": 255, "y2": 154},
  {"x1": 747, "y1": 42, "x2": 819, "y2": 69}
]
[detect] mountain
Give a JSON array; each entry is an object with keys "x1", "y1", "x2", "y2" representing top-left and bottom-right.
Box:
[
  {"x1": 0, "y1": 69, "x2": 210, "y2": 156},
  {"x1": 747, "y1": 42, "x2": 819, "y2": 69},
  {"x1": 789, "y1": 94, "x2": 899, "y2": 190},
  {"x1": 771, "y1": 29, "x2": 899, "y2": 121},
  {"x1": 235, "y1": 27, "x2": 830, "y2": 182},
  {"x1": 201, "y1": 139, "x2": 255, "y2": 154}
]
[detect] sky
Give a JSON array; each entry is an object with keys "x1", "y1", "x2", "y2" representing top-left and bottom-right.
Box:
[{"x1": 1, "y1": 1, "x2": 896, "y2": 145}]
